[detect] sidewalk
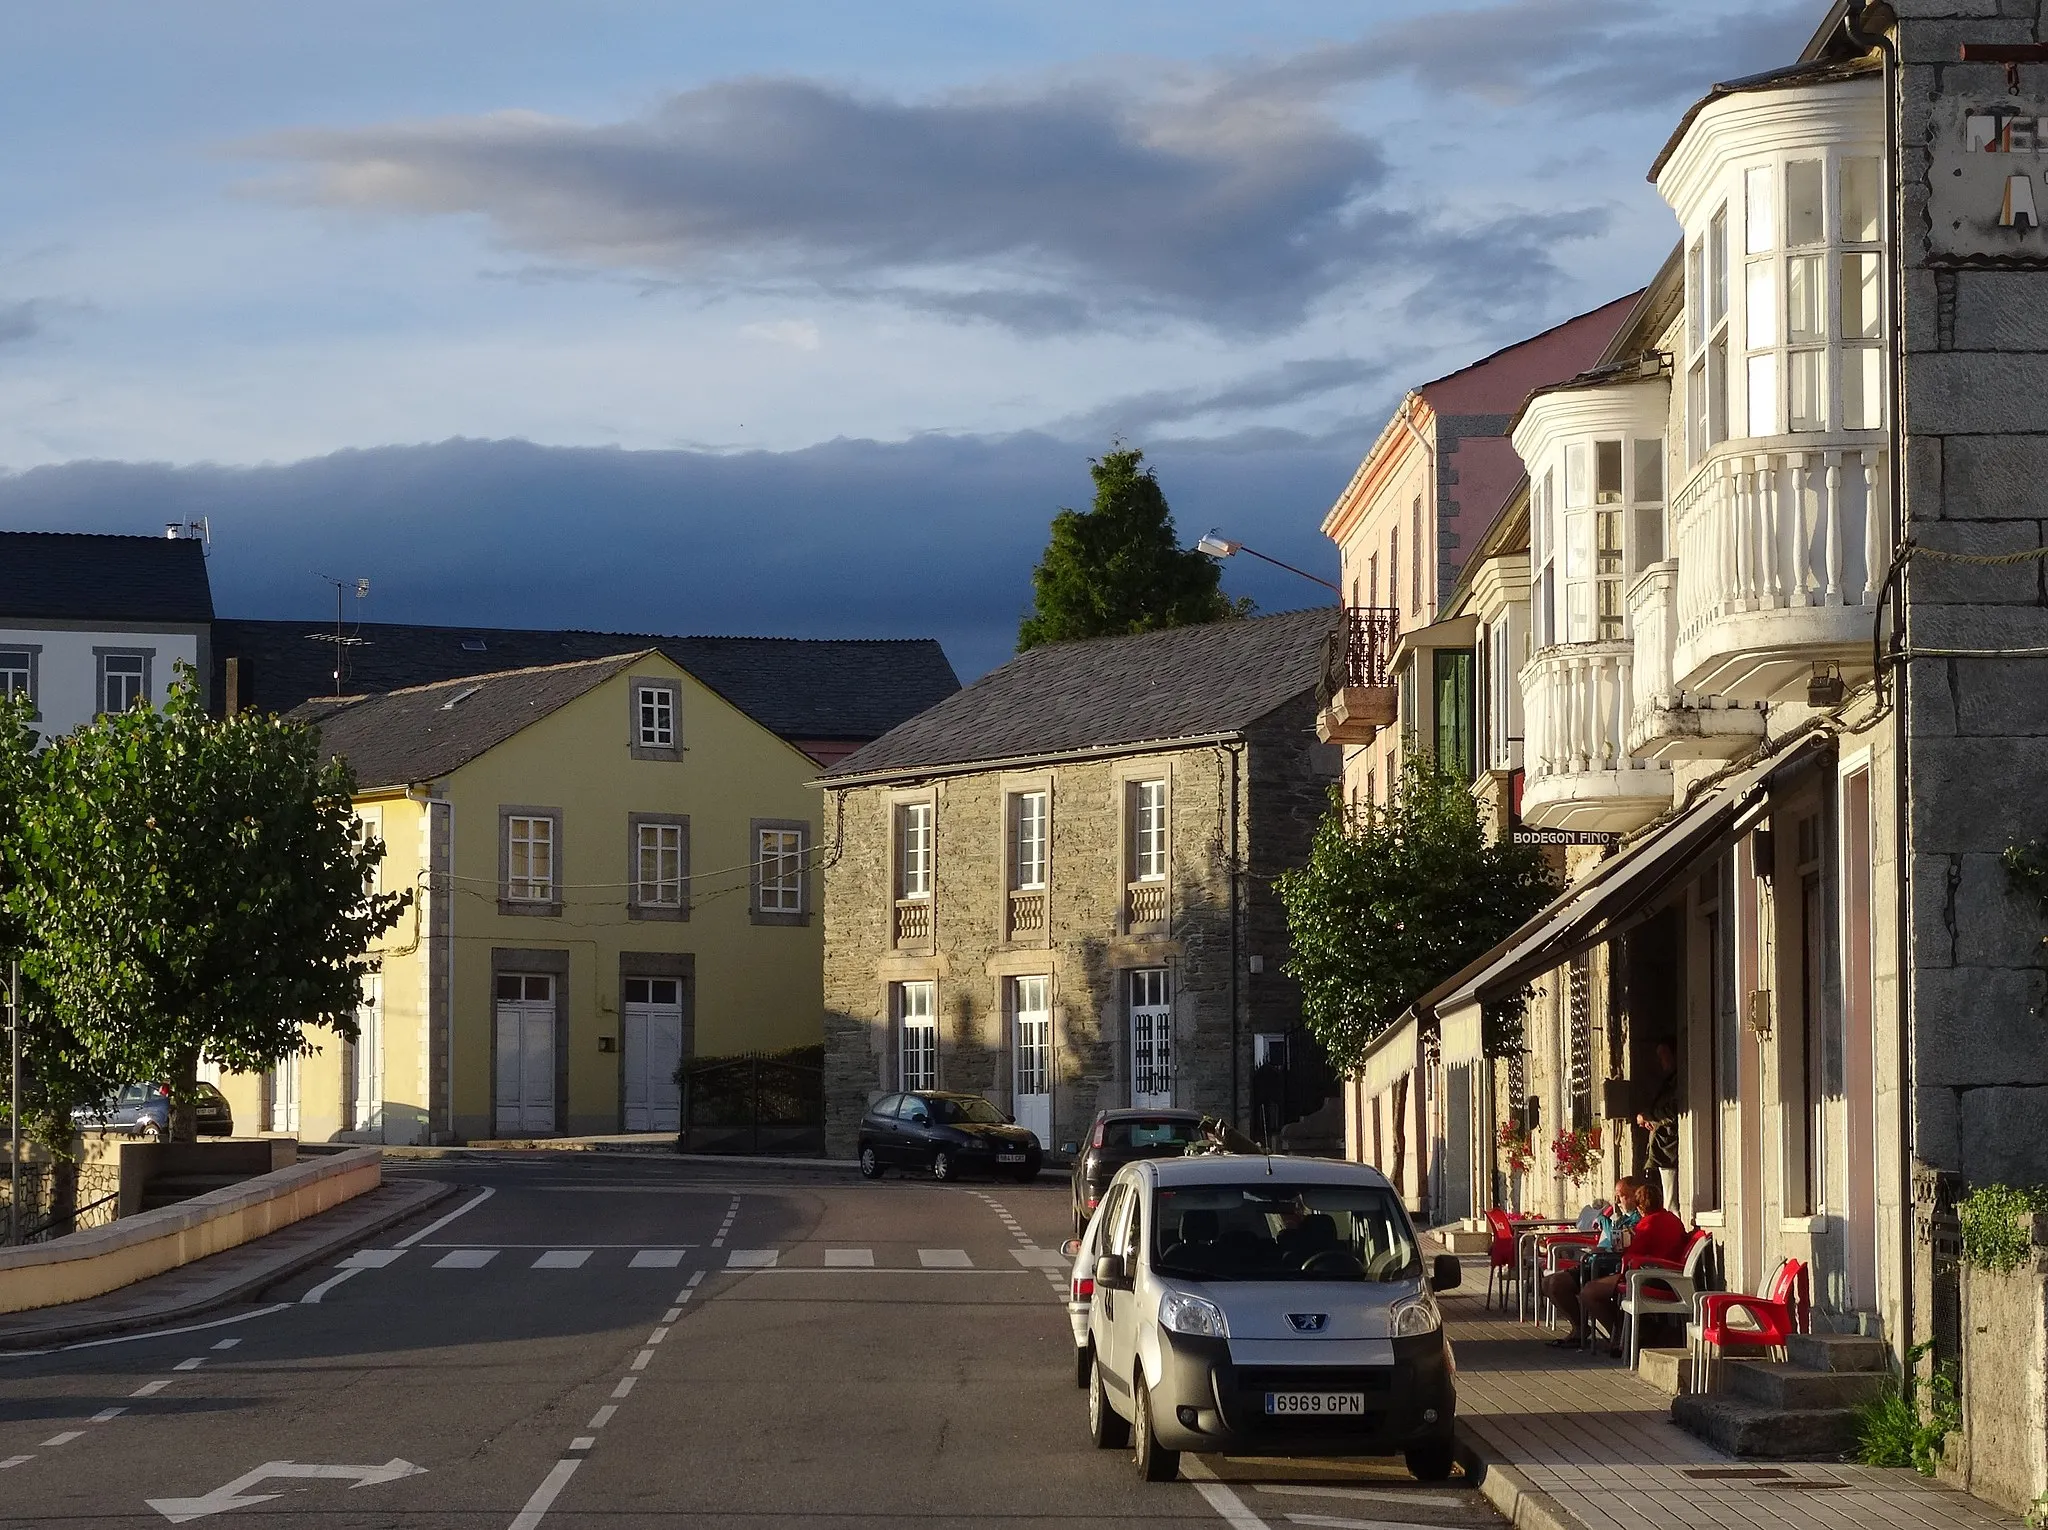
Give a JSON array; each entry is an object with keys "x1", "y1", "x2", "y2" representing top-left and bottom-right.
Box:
[
  {"x1": 1438, "y1": 1257, "x2": 2018, "y2": 1530},
  {"x1": 0, "y1": 1177, "x2": 451, "y2": 1351}
]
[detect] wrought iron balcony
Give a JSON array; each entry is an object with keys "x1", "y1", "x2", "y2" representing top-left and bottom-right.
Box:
[{"x1": 1315, "y1": 606, "x2": 1401, "y2": 745}]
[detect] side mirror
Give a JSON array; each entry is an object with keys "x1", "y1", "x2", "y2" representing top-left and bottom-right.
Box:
[
  {"x1": 1060, "y1": 1238, "x2": 1083, "y2": 1259},
  {"x1": 908, "y1": 1112, "x2": 928, "y2": 1127},
  {"x1": 1093, "y1": 1254, "x2": 1128, "y2": 1289},
  {"x1": 1430, "y1": 1253, "x2": 1464, "y2": 1293}
]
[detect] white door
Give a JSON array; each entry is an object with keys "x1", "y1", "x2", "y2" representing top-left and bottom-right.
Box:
[
  {"x1": 494, "y1": 974, "x2": 557, "y2": 1135},
  {"x1": 351, "y1": 973, "x2": 383, "y2": 1138},
  {"x1": 622, "y1": 977, "x2": 684, "y2": 1133},
  {"x1": 1130, "y1": 968, "x2": 1173, "y2": 1109},
  {"x1": 267, "y1": 1052, "x2": 300, "y2": 1135},
  {"x1": 1011, "y1": 976, "x2": 1052, "y2": 1146}
]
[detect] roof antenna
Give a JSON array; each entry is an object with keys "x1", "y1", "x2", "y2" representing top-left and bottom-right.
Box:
[{"x1": 311, "y1": 574, "x2": 372, "y2": 696}]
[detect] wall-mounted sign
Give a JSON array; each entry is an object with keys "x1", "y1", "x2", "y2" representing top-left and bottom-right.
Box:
[
  {"x1": 1929, "y1": 96, "x2": 2048, "y2": 261},
  {"x1": 1509, "y1": 827, "x2": 1618, "y2": 847}
]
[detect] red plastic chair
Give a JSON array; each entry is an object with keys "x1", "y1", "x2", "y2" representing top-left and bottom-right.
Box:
[
  {"x1": 1618, "y1": 1228, "x2": 1715, "y2": 1367},
  {"x1": 1485, "y1": 1208, "x2": 1520, "y2": 1310},
  {"x1": 1535, "y1": 1230, "x2": 1600, "y2": 1324},
  {"x1": 1688, "y1": 1257, "x2": 1810, "y2": 1393}
]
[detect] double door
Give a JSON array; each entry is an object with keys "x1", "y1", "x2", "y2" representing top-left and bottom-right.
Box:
[
  {"x1": 495, "y1": 974, "x2": 557, "y2": 1136},
  {"x1": 1011, "y1": 976, "x2": 1052, "y2": 1146},
  {"x1": 1130, "y1": 968, "x2": 1173, "y2": 1109},
  {"x1": 622, "y1": 977, "x2": 685, "y2": 1133}
]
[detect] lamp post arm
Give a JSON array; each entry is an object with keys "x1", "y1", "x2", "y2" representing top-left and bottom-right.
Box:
[{"x1": 1235, "y1": 545, "x2": 1340, "y2": 594}]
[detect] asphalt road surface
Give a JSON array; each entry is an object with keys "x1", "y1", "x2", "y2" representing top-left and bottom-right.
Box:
[{"x1": 0, "y1": 1154, "x2": 1506, "y2": 1529}]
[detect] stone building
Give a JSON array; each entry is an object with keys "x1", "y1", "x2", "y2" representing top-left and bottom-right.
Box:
[{"x1": 818, "y1": 608, "x2": 1341, "y2": 1160}]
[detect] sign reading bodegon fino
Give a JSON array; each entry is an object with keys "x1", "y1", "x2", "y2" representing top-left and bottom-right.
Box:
[{"x1": 1929, "y1": 97, "x2": 2048, "y2": 261}]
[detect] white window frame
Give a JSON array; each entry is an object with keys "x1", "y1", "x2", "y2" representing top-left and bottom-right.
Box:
[
  {"x1": 638, "y1": 821, "x2": 684, "y2": 907},
  {"x1": 1131, "y1": 780, "x2": 1168, "y2": 883},
  {"x1": 96, "y1": 649, "x2": 150, "y2": 715},
  {"x1": 899, "y1": 802, "x2": 933, "y2": 900},
  {"x1": 897, "y1": 981, "x2": 937, "y2": 1092},
  {"x1": 506, "y1": 814, "x2": 556, "y2": 904},
  {"x1": 757, "y1": 826, "x2": 805, "y2": 913},
  {"x1": 637, "y1": 684, "x2": 674, "y2": 749},
  {"x1": 0, "y1": 645, "x2": 37, "y2": 714},
  {"x1": 1010, "y1": 790, "x2": 1048, "y2": 892}
]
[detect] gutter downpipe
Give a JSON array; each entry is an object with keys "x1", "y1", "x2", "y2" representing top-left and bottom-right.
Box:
[
  {"x1": 1845, "y1": 0, "x2": 1913, "y2": 1370},
  {"x1": 1228, "y1": 741, "x2": 1244, "y2": 1132}
]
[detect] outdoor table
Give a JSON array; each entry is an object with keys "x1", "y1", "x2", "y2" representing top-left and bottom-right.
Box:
[{"x1": 1514, "y1": 1219, "x2": 1579, "y2": 1322}]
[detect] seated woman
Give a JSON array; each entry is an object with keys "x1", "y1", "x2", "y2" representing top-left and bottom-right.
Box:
[
  {"x1": 1577, "y1": 1175, "x2": 1686, "y2": 1357},
  {"x1": 1541, "y1": 1177, "x2": 1639, "y2": 1349}
]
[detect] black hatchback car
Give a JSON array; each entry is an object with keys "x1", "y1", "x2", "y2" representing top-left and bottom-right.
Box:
[
  {"x1": 857, "y1": 1091, "x2": 1042, "y2": 1182},
  {"x1": 1069, "y1": 1108, "x2": 1205, "y2": 1235}
]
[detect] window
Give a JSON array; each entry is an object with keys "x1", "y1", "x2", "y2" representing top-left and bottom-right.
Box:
[
  {"x1": 1686, "y1": 208, "x2": 1731, "y2": 465},
  {"x1": 1131, "y1": 779, "x2": 1167, "y2": 881},
  {"x1": 505, "y1": 813, "x2": 556, "y2": 905},
  {"x1": 1634, "y1": 439, "x2": 1666, "y2": 568},
  {"x1": 1010, "y1": 790, "x2": 1047, "y2": 891},
  {"x1": 0, "y1": 647, "x2": 35, "y2": 712},
  {"x1": 897, "y1": 981, "x2": 936, "y2": 1091},
  {"x1": 1433, "y1": 648, "x2": 1474, "y2": 779},
  {"x1": 637, "y1": 821, "x2": 685, "y2": 908},
  {"x1": 756, "y1": 824, "x2": 805, "y2": 914},
  {"x1": 97, "y1": 650, "x2": 149, "y2": 714},
  {"x1": 898, "y1": 802, "x2": 933, "y2": 898},
  {"x1": 1410, "y1": 495, "x2": 1424, "y2": 613},
  {"x1": 1368, "y1": 554, "x2": 1379, "y2": 608},
  {"x1": 629, "y1": 679, "x2": 681, "y2": 759},
  {"x1": 1840, "y1": 156, "x2": 1885, "y2": 431},
  {"x1": 1388, "y1": 529, "x2": 1399, "y2": 624}
]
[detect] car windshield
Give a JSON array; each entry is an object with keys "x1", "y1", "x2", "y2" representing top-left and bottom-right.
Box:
[
  {"x1": 1101, "y1": 1118, "x2": 1198, "y2": 1152},
  {"x1": 927, "y1": 1096, "x2": 1005, "y2": 1125},
  {"x1": 1150, "y1": 1182, "x2": 1420, "y2": 1282}
]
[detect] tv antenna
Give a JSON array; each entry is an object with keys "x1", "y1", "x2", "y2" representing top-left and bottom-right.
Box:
[{"x1": 308, "y1": 575, "x2": 372, "y2": 695}]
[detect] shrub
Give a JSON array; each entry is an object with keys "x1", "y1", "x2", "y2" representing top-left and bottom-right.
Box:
[{"x1": 1957, "y1": 1182, "x2": 2048, "y2": 1274}]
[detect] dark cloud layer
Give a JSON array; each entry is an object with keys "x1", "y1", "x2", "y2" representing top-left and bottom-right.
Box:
[{"x1": 0, "y1": 432, "x2": 1355, "y2": 679}]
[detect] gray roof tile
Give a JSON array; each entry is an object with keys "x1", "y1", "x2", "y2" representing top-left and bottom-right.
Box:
[{"x1": 0, "y1": 533, "x2": 214, "y2": 624}]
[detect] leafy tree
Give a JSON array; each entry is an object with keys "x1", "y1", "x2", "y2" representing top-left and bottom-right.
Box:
[
  {"x1": 5, "y1": 668, "x2": 408, "y2": 1140},
  {"x1": 1017, "y1": 445, "x2": 1250, "y2": 651},
  {"x1": 1277, "y1": 752, "x2": 1559, "y2": 1076}
]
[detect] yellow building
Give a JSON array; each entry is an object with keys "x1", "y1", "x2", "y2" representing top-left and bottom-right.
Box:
[{"x1": 213, "y1": 650, "x2": 823, "y2": 1143}]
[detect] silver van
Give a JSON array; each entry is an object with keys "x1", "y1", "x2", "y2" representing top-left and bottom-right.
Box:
[{"x1": 1078, "y1": 1155, "x2": 1462, "y2": 1481}]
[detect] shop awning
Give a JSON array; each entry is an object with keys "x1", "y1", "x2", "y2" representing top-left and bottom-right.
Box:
[
  {"x1": 1428, "y1": 730, "x2": 1833, "y2": 1015},
  {"x1": 1356, "y1": 1010, "x2": 1423, "y2": 1098}
]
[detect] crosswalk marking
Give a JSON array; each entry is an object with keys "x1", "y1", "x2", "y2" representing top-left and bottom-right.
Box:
[
  {"x1": 726, "y1": 1249, "x2": 778, "y2": 1268},
  {"x1": 341, "y1": 1248, "x2": 406, "y2": 1268},
  {"x1": 628, "y1": 1250, "x2": 686, "y2": 1268},
  {"x1": 918, "y1": 1248, "x2": 972, "y2": 1268},
  {"x1": 823, "y1": 1248, "x2": 874, "y2": 1267},
  {"x1": 533, "y1": 1250, "x2": 592, "y2": 1269},
  {"x1": 1009, "y1": 1247, "x2": 1068, "y2": 1269},
  {"x1": 435, "y1": 1249, "x2": 498, "y2": 1269}
]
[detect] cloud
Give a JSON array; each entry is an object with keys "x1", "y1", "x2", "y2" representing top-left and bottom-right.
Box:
[
  {"x1": 1253, "y1": 0, "x2": 1815, "y2": 113},
  {"x1": 0, "y1": 301, "x2": 44, "y2": 346},
  {"x1": 1062, "y1": 355, "x2": 1395, "y2": 438},
  {"x1": 739, "y1": 318, "x2": 821, "y2": 351},
  {"x1": 0, "y1": 432, "x2": 1353, "y2": 680}
]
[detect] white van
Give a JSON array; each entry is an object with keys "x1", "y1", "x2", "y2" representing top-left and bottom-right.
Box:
[{"x1": 1077, "y1": 1154, "x2": 1462, "y2": 1482}]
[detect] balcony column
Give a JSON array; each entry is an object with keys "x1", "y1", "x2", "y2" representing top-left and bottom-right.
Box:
[
  {"x1": 1861, "y1": 449, "x2": 1887, "y2": 607},
  {"x1": 1733, "y1": 460, "x2": 1754, "y2": 609},
  {"x1": 1759, "y1": 453, "x2": 1783, "y2": 606}
]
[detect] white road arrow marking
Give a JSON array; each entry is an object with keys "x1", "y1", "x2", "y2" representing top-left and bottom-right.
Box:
[{"x1": 147, "y1": 1458, "x2": 426, "y2": 1523}]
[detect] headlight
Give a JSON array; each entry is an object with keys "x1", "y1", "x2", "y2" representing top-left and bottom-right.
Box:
[
  {"x1": 1390, "y1": 1292, "x2": 1441, "y2": 1338},
  {"x1": 1158, "y1": 1290, "x2": 1229, "y2": 1339}
]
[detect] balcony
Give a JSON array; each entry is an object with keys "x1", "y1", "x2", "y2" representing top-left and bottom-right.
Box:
[
  {"x1": 1626, "y1": 561, "x2": 1767, "y2": 761},
  {"x1": 1006, "y1": 889, "x2": 1046, "y2": 940},
  {"x1": 1668, "y1": 441, "x2": 1889, "y2": 702},
  {"x1": 893, "y1": 898, "x2": 931, "y2": 947},
  {"x1": 1315, "y1": 606, "x2": 1400, "y2": 745},
  {"x1": 1520, "y1": 642, "x2": 1673, "y2": 834},
  {"x1": 1126, "y1": 879, "x2": 1168, "y2": 932}
]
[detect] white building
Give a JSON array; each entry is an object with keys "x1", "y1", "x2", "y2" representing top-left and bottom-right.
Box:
[{"x1": 0, "y1": 529, "x2": 213, "y2": 738}]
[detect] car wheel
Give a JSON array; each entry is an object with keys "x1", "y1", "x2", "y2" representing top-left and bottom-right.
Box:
[
  {"x1": 1087, "y1": 1354, "x2": 1129, "y2": 1449},
  {"x1": 1404, "y1": 1440, "x2": 1458, "y2": 1482},
  {"x1": 138, "y1": 1118, "x2": 164, "y2": 1143},
  {"x1": 1132, "y1": 1377, "x2": 1181, "y2": 1482},
  {"x1": 858, "y1": 1146, "x2": 884, "y2": 1180},
  {"x1": 1075, "y1": 1344, "x2": 1092, "y2": 1390},
  {"x1": 930, "y1": 1150, "x2": 954, "y2": 1182}
]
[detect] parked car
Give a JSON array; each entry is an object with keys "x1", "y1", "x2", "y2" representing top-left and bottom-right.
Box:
[
  {"x1": 856, "y1": 1091, "x2": 1041, "y2": 1182},
  {"x1": 1076, "y1": 1154, "x2": 1463, "y2": 1482},
  {"x1": 75, "y1": 1082, "x2": 235, "y2": 1140},
  {"x1": 1070, "y1": 1108, "x2": 1205, "y2": 1237}
]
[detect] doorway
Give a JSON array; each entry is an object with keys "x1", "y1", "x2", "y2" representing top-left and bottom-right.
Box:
[
  {"x1": 494, "y1": 973, "x2": 557, "y2": 1136},
  {"x1": 1010, "y1": 976, "x2": 1052, "y2": 1146},
  {"x1": 1840, "y1": 767, "x2": 1880, "y2": 1311},
  {"x1": 267, "y1": 1051, "x2": 300, "y2": 1136},
  {"x1": 1129, "y1": 968, "x2": 1173, "y2": 1108},
  {"x1": 349, "y1": 972, "x2": 383, "y2": 1138},
  {"x1": 622, "y1": 977, "x2": 684, "y2": 1133}
]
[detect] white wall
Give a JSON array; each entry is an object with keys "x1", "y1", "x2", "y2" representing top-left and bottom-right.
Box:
[{"x1": 0, "y1": 625, "x2": 205, "y2": 740}]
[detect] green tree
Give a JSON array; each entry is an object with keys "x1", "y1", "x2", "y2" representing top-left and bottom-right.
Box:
[
  {"x1": 5, "y1": 668, "x2": 408, "y2": 1140},
  {"x1": 1277, "y1": 752, "x2": 1559, "y2": 1076},
  {"x1": 1017, "y1": 445, "x2": 1250, "y2": 651}
]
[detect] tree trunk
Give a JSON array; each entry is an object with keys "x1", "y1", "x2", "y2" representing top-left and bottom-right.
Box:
[{"x1": 170, "y1": 1048, "x2": 200, "y2": 1143}]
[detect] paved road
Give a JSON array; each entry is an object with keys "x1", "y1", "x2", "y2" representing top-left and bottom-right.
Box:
[{"x1": 0, "y1": 1155, "x2": 1506, "y2": 1529}]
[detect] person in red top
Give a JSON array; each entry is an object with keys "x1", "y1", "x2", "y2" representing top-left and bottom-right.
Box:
[{"x1": 1572, "y1": 1175, "x2": 1687, "y2": 1355}]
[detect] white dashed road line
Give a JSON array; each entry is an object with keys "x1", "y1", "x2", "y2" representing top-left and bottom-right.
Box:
[
  {"x1": 392, "y1": 1186, "x2": 495, "y2": 1248},
  {"x1": 532, "y1": 1250, "x2": 592, "y2": 1269}
]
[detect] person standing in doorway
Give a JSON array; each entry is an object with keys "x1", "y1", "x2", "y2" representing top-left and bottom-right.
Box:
[{"x1": 1637, "y1": 1040, "x2": 1681, "y2": 1213}]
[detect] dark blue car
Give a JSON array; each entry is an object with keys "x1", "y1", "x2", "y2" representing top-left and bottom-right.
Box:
[{"x1": 75, "y1": 1083, "x2": 235, "y2": 1139}]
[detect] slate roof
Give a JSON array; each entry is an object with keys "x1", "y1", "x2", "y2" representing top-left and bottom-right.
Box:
[
  {"x1": 294, "y1": 653, "x2": 647, "y2": 789},
  {"x1": 212, "y1": 619, "x2": 959, "y2": 744},
  {"x1": 823, "y1": 606, "x2": 1338, "y2": 782},
  {"x1": 0, "y1": 532, "x2": 214, "y2": 624}
]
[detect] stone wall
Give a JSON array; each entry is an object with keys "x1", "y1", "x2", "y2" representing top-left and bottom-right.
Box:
[
  {"x1": 1953, "y1": 1215, "x2": 2048, "y2": 1515},
  {"x1": 822, "y1": 721, "x2": 1338, "y2": 1158}
]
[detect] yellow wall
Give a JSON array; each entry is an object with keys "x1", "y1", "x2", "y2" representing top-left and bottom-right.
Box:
[{"x1": 218, "y1": 654, "x2": 824, "y2": 1143}]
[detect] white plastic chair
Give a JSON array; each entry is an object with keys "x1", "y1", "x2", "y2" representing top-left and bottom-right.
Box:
[{"x1": 1619, "y1": 1231, "x2": 1715, "y2": 1369}]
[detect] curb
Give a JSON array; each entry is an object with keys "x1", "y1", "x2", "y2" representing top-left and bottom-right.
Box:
[
  {"x1": 377, "y1": 1143, "x2": 863, "y2": 1168},
  {"x1": 1455, "y1": 1419, "x2": 1585, "y2": 1530},
  {"x1": 0, "y1": 1178, "x2": 457, "y2": 1351}
]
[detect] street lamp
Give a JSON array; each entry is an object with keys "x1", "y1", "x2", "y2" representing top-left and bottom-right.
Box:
[{"x1": 1197, "y1": 532, "x2": 1340, "y2": 594}]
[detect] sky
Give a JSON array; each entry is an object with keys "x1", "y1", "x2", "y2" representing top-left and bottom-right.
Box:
[{"x1": 0, "y1": 0, "x2": 1822, "y2": 678}]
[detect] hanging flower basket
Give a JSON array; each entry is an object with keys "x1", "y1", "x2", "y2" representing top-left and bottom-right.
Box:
[
  {"x1": 1496, "y1": 1120, "x2": 1534, "y2": 1176},
  {"x1": 1551, "y1": 1125, "x2": 1603, "y2": 1185}
]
